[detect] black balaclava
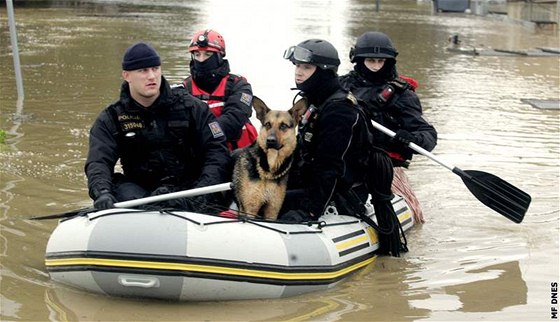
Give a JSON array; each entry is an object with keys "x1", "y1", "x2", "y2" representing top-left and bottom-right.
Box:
[
  {"x1": 297, "y1": 67, "x2": 340, "y2": 106},
  {"x1": 354, "y1": 57, "x2": 397, "y2": 84},
  {"x1": 190, "y1": 54, "x2": 229, "y2": 92}
]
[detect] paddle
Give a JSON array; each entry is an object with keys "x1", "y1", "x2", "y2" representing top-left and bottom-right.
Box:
[
  {"x1": 114, "y1": 182, "x2": 232, "y2": 207},
  {"x1": 30, "y1": 182, "x2": 233, "y2": 220},
  {"x1": 370, "y1": 121, "x2": 531, "y2": 224}
]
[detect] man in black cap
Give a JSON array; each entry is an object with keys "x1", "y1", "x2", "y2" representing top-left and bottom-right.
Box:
[{"x1": 85, "y1": 41, "x2": 231, "y2": 211}]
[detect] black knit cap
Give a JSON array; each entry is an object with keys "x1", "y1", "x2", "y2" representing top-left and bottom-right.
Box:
[{"x1": 122, "y1": 42, "x2": 161, "y2": 71}]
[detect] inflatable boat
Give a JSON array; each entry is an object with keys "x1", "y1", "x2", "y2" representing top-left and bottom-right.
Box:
[{"x1": 45, "y1": 197, "x2": 413, "y2": 301}]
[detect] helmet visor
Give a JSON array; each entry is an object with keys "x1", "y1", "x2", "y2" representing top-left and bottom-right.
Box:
[
  {"x1": 283, "y1": 46, "x2": 314, "y2": 63},
  {"x1": 283, "y1": 45, "x2": 340, "y2": 70}
]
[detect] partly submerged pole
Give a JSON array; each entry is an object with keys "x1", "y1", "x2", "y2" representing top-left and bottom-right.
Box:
[{"x1": 6, "y1": 0, "x2": 24, "y2": 107}]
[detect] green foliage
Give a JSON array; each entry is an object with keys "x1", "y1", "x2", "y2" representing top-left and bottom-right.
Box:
[{"x1": 0, "y1": 129, "x2": 6, "y2": 145}]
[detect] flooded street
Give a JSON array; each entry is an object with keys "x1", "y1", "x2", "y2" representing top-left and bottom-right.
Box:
[{"x1": 1, "y1": 0, "x2": 559, "y2": 321}]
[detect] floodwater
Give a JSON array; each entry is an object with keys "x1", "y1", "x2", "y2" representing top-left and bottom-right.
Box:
[{"x1": 1, "y1": 0, "x2": 558, "y2": 321}]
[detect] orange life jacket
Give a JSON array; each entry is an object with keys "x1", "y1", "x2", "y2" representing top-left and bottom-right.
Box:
[{"x1": 188, "y1": 75, "x2": 258, "y2": 151}]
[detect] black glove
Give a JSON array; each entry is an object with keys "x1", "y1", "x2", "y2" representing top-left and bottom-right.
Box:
[
  {"x1": 161, "y1": 197, "x2": 191, "y2": 210},
  {"x1": 186, "y1": 195, "x2": 210, "y2": 213},
  {"x1": 393, "y1": 129, "x2": 415, "y2": 148},
  {"x1": 150, "y1": 186, "x2": 188, "y2": 210},
  {"x1": 152, "y1": 195, "x2": 208, "y2": 212},
  {"x1": 279, "y1": 209, "x2": 314, "y2": 223},
  {"x1": 151, "y1": 185, "x2": 174, "y2": 196},
  {"x1": 94, "y1": 191, "x2": 117, "y2": 210}
]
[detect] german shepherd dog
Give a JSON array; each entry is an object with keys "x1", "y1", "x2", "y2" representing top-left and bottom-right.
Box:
[{"x1": 232, "y1": 96, "x2": 306, "y2": 220}]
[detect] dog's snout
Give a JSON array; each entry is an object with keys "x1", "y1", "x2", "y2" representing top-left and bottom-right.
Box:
[{"x1": 266, "y1": 135, "x2": 280, "y2": 149}]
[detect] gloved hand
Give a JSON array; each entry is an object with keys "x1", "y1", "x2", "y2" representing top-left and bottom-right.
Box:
[
  {"x1": 94, "y1": 191, "x2": 117, "y2": 210},
  {"x1": 151, "y1": 185, "x2": 174, "y2": 196},
  {"x1": 392, "y1": 129, "x2": 415, "y2": 148},
  {"x1": 155, "y1": 195, "x2": 208, "y2": 212},
  {"x1": 161, "y1": 197, "x2": 191, "y2": 210},
  {"x1": 279, "y1": 209, "x2": 314, "y2": 223},
  {"x1": 185, "y1": 195, "x2": 210, "y2": 213}
]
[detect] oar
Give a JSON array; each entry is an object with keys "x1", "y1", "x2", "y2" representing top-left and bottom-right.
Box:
[
  {"x1": 370, "y1": 121, "x2": 531, "y2": 224},
  {"x1": 114, "y1": 182, "x2": 232, "y2": 208},
  {"x1": 29, "y1": 207, "x2": 95, "y2": 221},
  {"x1": 30, "y1": 182, "x2": 233, "y2": 220}
]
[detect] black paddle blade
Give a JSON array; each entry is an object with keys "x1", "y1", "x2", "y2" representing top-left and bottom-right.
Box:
[
  {"x1": 453, "y1": 168, "x2": 531, "y2": 223},
  {"x1": 30, "y1": 207, "x2": 94, "y2": 220}
]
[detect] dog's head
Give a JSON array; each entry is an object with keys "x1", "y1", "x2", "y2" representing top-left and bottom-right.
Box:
[{"x1": 252, "y1": 96, "x2": 298, "y2": 153}]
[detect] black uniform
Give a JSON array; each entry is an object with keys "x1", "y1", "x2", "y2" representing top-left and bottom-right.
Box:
[
  {"x1": 340, "y1": 70, "x2": 437, "y2": 165},
  {"x1": 284, "y1": 78, "x2": 370, "y2": 218},
  {"x1": 85, "y1": 76, "x2": 231, "y2": 201}
]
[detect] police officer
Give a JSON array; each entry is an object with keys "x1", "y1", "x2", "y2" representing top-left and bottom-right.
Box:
[
  {"x1": 340, "y1": 31, "x2": 437, "y2": 164},
  {"x1": 279, "y1": 39, "x2": 371, "y2": 223},
  {"x1": 339, "y1": 32, "x2": 437, "y2": 223},
  {"x1": 182, "y1": 29, "x2": 257, "y2": 151},
  {"x1": 85, "y1": 42, "x2": 231, "y2": 211}
]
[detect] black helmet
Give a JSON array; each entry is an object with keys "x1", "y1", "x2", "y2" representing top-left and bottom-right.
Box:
[
  {"x1": 349, "y1": 32, "x2": 398, "y2": 63},
  {"x1": 283, "y1": 39, "x2": 340, "y2": 72}
]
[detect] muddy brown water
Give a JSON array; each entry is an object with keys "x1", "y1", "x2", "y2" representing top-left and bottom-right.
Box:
[{"x1": 1, "y1": 0, "x2": 558, "y2": 321}]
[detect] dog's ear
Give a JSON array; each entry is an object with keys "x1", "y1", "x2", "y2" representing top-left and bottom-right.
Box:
[
  {"x1": 289, "y1": 97, "x2": 308, "y2": 125},
  {"x1": 252, "y1": 96, "x2": 271, "y2": 124}
]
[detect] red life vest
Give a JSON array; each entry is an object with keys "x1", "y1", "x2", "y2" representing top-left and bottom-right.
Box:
[
  {"x1": 399, "y1": 75, "x2": 418, "y2": 91},
  {"x1": 381, "y1": 75, "x2": 419, "y2": 166},
  {"x1": 187, "y1": 75, "x2": 258, "y2": 151}
]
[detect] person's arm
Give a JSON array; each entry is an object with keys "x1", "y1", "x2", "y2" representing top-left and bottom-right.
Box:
[
  {"x1": 394, "y1": 90, "x2": 437, "y2": 152},
  {"x1": 84, "y1": 110, "x2": 119, "y2": 200},
  {"x1": 190, "y1": 100, "x2": 232, "y2": 188},
  {"x1": 218, "y1": 76, "x2": 253, "y2": 141}
]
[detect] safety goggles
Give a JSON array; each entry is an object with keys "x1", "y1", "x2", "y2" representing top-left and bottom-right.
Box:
[
  {"x1": 283, "y1": 46, "x2": 314, "y2": 63},
  {"x1": 283, "y1": 45, "x2": 340, "y2": 69}
]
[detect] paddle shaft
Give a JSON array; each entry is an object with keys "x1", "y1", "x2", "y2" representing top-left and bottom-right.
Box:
[
  {"x1": 370, "y1": 121, "x2": 456, "y2": 172},
  {"x1": 114, "y1": 182, "x2": 233, "y2": 208},
  {"x1": 30, "y1": 182, "x2": 233, "y2": 220}
]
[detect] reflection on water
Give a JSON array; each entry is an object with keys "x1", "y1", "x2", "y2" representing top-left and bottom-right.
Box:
[
  {"x1": 1, "y1": 0, "x2": 558, "y2": 321},
  {"x1": 410, "y1": 261, "x2": 527, "y2": 312},
  {"x1": 445, "y1": 261, "x2": 527, "y2": 312},
  {"x1": 44, "y1": 285, "x2": 365, "y2": 322}
]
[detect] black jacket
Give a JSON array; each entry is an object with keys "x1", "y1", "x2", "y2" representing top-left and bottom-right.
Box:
[
  {"x1": 291, "y1": 81, "x2": 370, "y2": 217},
  {"x1": 85, "y1": 76, "x2": 231, "y2": 199},
  {"x1": 339, "y1": 71, "x2": 437, "y2": 161}
]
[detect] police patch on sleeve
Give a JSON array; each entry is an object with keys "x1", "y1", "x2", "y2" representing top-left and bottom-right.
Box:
[
  {"x1": 208, "y1": 121, "x2": 225, "y2": 138},
  {"x1": 240, "y1": 93, "x2": 253, "y2": 107}
]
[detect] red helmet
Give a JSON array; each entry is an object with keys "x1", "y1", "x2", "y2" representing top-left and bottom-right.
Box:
[{"x1": 188, "y1": 29, "x2": 226, "y2": 56}]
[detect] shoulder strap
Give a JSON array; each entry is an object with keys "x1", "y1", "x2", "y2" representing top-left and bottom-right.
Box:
[
  {"x1": 225, "y1": 73, "x2": 246, "y2": 97},
  {"x1": 397, "y1": 75, "x2": 418, "y2": 91},
  {"x1": 388, "y1": 78, "x2": 411, "y2": 93},
  {"x1": 182, "y1": 77, "x2": 193, "y2": 93}
]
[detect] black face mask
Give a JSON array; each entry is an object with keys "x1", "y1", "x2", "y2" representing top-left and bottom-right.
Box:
[
  {"x1": 190, "y1": 54, "x2": 228, "y2": 92},
  {"x1": 355, "y1": 58, "x2": 397, "y2": 83},
  {"x1": 192, "y1": 53, "x2": 222, "y2": 72},
  {"x1": 296, "y1": 68, "x2": 322, "y2": 93},
  {"x1": 296, "y1": 67, "x2": 339, "y2": 105}
]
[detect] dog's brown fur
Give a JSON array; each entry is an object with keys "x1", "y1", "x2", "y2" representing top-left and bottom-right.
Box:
[{"x1": 232, "y1": 96, "x2": 306, "y2": 220}]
